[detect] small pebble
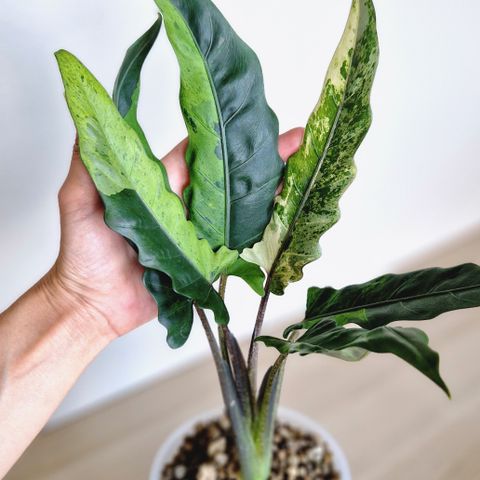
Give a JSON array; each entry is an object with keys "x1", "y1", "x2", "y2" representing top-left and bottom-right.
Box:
[
  {"x1": 208, "y1": 437, "x2": 227, "y2": 456},
  {"x1": 308, "y1": 445, "x2": 325, "y2": 463},
  {"x1": 214, "y1": 453, "x2": 228, "y2": 467},
  {"x1": 173, "y1": 465, "x2": 186, "y2": 479},
  {"x1": 197, "y1": 463, "x2": 217, "y2": 480}
]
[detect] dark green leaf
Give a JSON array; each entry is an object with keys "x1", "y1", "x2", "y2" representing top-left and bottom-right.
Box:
[
  {"x1": 226, "y1": 258, "x2": 265, "y2": 296},
  {"x1": 286, "y1": 263, "x2": 480, "y2": 336},
  {"x1": 56, "y1": 49, "x2": 237, "y2": 325},
  {"x1": 112, "y1": 16, "x2": 161, "y2": 156},
  {"x1": 290, "y1": 317, "x2": 370, "y2": 361},
  {"x1": 144, "y1": 270, "x2": 193, "y2": 348},
  {"x1": 243, "y1": 0, "x2": 379, "y2": 294},
  {"x1": 155, "y1": 0, "x2": 284, "y2": 251},
  {"x1": 258, "y1": 325, "x2": 450, "y2": 396},
  {"x1": 111, "y1": 18, "x2": 195, "y2": 348}
]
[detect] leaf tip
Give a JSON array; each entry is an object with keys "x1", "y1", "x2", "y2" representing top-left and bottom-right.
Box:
[
  {"x1": 54, "y1": 49, "x2": 73, "y2": 65},
  {"x1": 54, "y1": 49, "x2": 81, "y2": 79},
  {"x1": 442, "y1": 382, "x2": 452, "y2": 400},
  {"x1": 166, "y1": 336, "x2": 185, "y2": 350},
  {"x1": 282, "y1": 325, "x2": 295, "y2": 339}
]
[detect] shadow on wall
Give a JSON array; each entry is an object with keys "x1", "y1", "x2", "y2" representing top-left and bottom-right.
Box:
[{"x1": 395, "y1": 224, "x2": 480, "y2": 272}]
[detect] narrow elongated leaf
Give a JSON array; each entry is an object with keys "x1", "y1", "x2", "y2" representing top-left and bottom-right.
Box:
[
  {"x1": 56, "y1": 49, "x2": 237, "y2": 324},
  {"x1": 258, "y1": 325, "x2": 450, "y2": 396},
  {"x1": 243, "y1": 0, "x2": 379, "y2": 295},
  {"x1": 112, "y1": 16, "x2": 161, "y2": 156},
  {"x1": 285, "y1": 263, "x2": 480, "y2": 336},
  {"x1": 155, "y1": 0, "x2": 284, "y2": 251},
  {"x1": 111, "y1": 19, "x2": 195, "y2": 348}
]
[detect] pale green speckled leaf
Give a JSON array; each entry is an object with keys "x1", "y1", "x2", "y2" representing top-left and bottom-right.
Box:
[
  {"x1": 56, "y1": 49, "x2": 237, "y2": 324},
  {"x1": 242, "y1": 0, "x2": 379, "y2": 295}
]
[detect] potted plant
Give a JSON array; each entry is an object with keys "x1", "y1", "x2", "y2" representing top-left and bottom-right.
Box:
[{"x1": 55, "y1": 0, "x2": 480, "y2": 478}]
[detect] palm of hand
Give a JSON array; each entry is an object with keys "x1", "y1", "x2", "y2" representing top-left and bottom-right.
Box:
[{"x1": 53, "y1": 130, "x2": 303, "y2": 339}]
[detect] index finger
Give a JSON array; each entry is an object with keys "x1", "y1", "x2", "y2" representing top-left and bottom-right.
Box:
[{"x1": 278, "y1": 127, "x2": 304, "y2": 162}]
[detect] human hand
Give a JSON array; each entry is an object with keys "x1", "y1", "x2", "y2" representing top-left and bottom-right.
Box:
[{"x1": 45, "y1": 128, "x2": 304, "y2": 342}]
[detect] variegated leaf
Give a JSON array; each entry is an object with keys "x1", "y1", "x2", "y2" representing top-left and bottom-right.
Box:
[
  {"x1": 155, "y1": 0, "x2": 284, "y2": 252},
  {"x1": 56, "y1": 49, "x2": 237, "y2": 325},
  {"x1": 243, "y1": 0, "x2": 379, "y2": 295}
]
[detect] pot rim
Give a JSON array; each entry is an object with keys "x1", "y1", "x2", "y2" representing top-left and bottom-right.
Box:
[{"x1": 149, "y1": 406, "x2": 352, "y2": 480}]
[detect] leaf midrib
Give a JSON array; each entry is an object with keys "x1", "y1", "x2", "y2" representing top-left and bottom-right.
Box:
[
  {"x1": 307, "y1": 282, "x2": 480, "y2": 321},
  {"x1": 77, "y1": 75, "x2": 215, "y2": 289},
  {"x1": 268, "y1": 6, "x2": 366, "y2": 281},
  {"x1": 170, "y1": 4, "x2": 231, "y2": 247},
  {"x1": 269, "y1": 63, "x2": 353, "y2": 279},
  {"x1": 125, "y1": 188, "x2": 219, "y2": 304}
]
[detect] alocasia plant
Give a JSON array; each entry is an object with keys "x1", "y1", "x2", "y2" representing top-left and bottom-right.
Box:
[{"x1": 55, "y1": 0, "x2": 480, "y2": 478}]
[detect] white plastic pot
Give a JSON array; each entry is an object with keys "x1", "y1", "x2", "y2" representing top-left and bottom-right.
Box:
[{"x1": 150, "y1": 407, "x2": 352, "y2": 480}]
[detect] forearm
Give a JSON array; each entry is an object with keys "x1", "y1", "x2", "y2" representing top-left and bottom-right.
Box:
[{"x1": 0, "y1": 270, "x2": 113, "y2": 478}]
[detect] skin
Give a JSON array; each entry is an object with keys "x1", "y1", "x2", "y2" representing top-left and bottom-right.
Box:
[{"x1": 0, "y1": 127, "x2": 304, "y2": 477}]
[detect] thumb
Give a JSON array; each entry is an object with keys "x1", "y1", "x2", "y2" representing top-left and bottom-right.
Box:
[{"x1": 58, "y1": 136, "x2": 102, "y2": 215}]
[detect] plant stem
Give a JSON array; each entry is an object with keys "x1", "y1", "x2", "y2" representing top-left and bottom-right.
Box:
[
  {"x1": 245, "y1": 103, "x2": 346, "y2": 393},
  {"x1": 217, "y1": 275, "x2": 230, "y2": 362},
  {"x1": 197, "y1": 305, "x2": 259, "y2": 480},
  {"x1": 195, "y1": 305, "x2": 235, "y2": 413},
  {"x1": 250, "y1": 353, "x2": 288, "y2": 479},
  {"x1": 218, "y1": 325, "x2": 229, "y2": 362},
  {"x1": 247, "y1": 275, "x2": 272, "y2": 392},
  {"x1": 219, "y1": 274, "x2": 228, "y2": 299},
  {"x1": 196, "y1": 305, "x2": 223, "y2": 370},
  {"x1": 256, "y1": 353, "x2": 287, "y2": 430}
]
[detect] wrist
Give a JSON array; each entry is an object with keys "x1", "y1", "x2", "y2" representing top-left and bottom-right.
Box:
[
  {"x1": 0, "y1": 267, "x2": 114, "y2": 475},
  {"x1": 39, "y1": 266, "x2": 116, "y2": 350}
]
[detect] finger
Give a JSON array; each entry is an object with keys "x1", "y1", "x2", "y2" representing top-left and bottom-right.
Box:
[
  {"x1": 59, "y1": 137, "x2": 102, "y2": 213},
  {"x1": 161, "y1": 138, "x2": 189, "y2": 196},
  {"x1": 275, "y1": 128, "x2": 304, "y2": 195},
  {"x1": 278, "y1": 127, "x2": 304, "y2": 162},
  {"x1": 65, "y1": 137, "x2": 97, "y2": 193}
]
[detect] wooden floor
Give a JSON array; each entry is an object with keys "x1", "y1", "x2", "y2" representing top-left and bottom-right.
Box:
[{"x1": 6, "y1": 227, "x2": 480, "y2": 480}]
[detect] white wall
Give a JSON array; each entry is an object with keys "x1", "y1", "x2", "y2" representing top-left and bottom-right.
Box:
[{"x1": 1, "y1": 0, "x2": 479, "y2": 426}]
